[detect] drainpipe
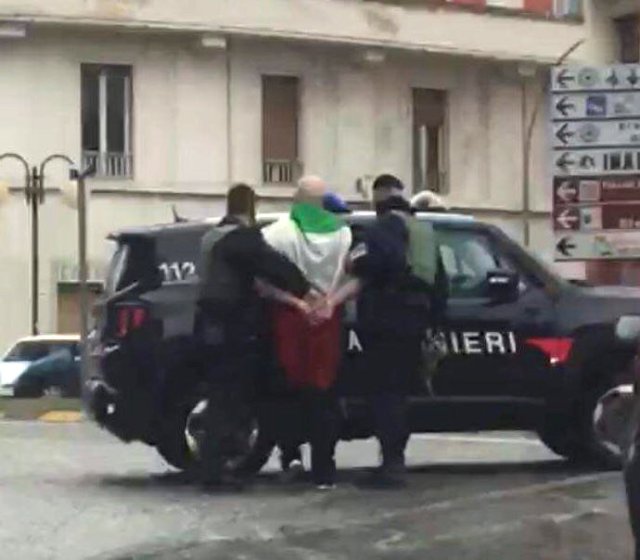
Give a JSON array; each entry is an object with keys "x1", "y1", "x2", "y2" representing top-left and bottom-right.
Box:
[{"x1": 226, "y1": 37, "x2": 233, "y2": 188}]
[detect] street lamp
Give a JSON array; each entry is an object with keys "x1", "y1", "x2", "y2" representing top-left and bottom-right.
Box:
[
  {"x1": 0, "y1": 181, "x2": 9, "y2": 206},
  {"x1": 64, "y1": 163, "x2": 96, "y2": 393},
  {"x1": 0, "y1": 153, "x2": 43, "y2": 335},
  {"x1": 0, "y1": 153, "x2": 95, "y2": 339}
]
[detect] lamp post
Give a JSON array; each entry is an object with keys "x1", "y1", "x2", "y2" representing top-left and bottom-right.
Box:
[
  {"x1": 0, "y1": 154, "x2": 95, "y2": 345},
  {"x1": 0, "y1": 153, "x2": 42, "y2": 335},
  {"x1": 66, "y1": 163, "x2": 96, "y2": 392}
]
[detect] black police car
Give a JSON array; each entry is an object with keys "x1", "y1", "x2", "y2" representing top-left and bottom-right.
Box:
[{"x1": 85, "y1": 211, "x2": 640, "y2": 471}]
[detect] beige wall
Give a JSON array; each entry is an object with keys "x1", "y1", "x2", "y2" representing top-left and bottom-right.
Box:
[
  {"x1": 0, "y1": 0, "x2": 588, "y2": 63},
  {"x1": 0, "y1": 1, "x2": 621, "y2": 349}
]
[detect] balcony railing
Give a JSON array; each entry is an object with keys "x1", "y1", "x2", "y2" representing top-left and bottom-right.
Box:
[
  {"x1": 263, "y1": 159, "x2": 302, "y2": 185},
  {"x1": 82, "y1": 151, "x2": 133, "y2": 178}
]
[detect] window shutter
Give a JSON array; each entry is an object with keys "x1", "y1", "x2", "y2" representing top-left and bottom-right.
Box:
[{"x1": 524, "y1": 0, "x2": 553, "y2": 15}]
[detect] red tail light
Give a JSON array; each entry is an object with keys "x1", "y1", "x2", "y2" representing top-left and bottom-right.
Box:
[
  {"x1": 116, "y1": 305, "x2": 148, "y2": 338},
  {"x1": 525, "y1": 337, "x2": 573, "y2": 365}
]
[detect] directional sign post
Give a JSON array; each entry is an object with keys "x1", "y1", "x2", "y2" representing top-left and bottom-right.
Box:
[{"x1": 551, "y1": 64, "x2": 640, "y2": 261}]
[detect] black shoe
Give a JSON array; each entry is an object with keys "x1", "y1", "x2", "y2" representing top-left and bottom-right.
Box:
[
  {"x1": 359, "y1": 468, "x2": 407, "y2": 490},
  {"x1": 201, "y1": 472, "x2": 247, "y2": 492}
]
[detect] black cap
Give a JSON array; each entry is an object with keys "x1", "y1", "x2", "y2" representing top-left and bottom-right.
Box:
[
  {"x1": 375, "y1": 195, "x2": 411, "y2": 215},
  {"x1": 372, "y1": 174, "x2": 404, "y2": 192}
]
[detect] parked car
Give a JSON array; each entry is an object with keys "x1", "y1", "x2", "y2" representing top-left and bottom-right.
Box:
[
  {"x1": 86, "y1": 211, "x2": 640, "y2": 472},
  {"x1": 0, "y1": 335, "x2": 81, "y2": 398}
]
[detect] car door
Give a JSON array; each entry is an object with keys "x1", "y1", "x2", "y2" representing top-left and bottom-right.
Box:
[{"x1": 429, "y1": 224, "x2": 555, "y2": 401}]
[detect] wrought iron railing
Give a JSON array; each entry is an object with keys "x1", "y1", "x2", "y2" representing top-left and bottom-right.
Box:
[
  {"x1": 82, "y1": 151, "x2": 133, "y2": 178},
  {"x1": 263, "y1": 159, "x2": 302, "y2": 185}
]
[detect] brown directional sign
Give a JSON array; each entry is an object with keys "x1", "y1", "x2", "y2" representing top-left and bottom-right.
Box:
[
  {"x1": 598, "y1": 203, "x2": 640, "y2": 230},
  {"x1": 553, "y1": 175, "x2": 640, "y2": 235},
  {"x1": 553, "y1": 175, "x2": 640, "y2": 204}
]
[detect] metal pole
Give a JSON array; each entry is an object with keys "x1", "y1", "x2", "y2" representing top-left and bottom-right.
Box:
[
  {"x1": 521, "y1": 81, "x2": 530, "y2": 248},
  {"x1": 30, "y1": 166, "x2": 40, "y2": 335},
  {"x1": 521, "y1": 39, "x2": 585, "y2": 248},
  {"x1": 77, "y1": 176, "x2": 89, "y2": 389}
]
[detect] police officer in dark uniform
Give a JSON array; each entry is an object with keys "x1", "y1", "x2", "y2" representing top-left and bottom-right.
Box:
[
  {"x1": 195, "y1": 184, "x2": 311, "y2": 486},
  {"x1": 327, "y1": 174, "x2": 447, "y2": 488}
]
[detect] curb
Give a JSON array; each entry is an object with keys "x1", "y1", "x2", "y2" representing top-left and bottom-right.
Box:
[{"x1": 0, "y1": 397, "x2": 83, "y2": 422}]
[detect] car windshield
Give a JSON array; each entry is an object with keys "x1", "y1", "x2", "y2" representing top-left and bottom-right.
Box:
[{"x1": 3, "y1": 341, "x2": 78, "y2": 363}]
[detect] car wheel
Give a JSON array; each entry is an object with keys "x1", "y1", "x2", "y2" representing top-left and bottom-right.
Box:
[
  {"x1": 539, "y1": 382, "x2": 623, "y2": 470},
  {"x1": 156, "y1": 402, "x2": 197, "y2": 471},
  {"x1": 229, "y1": 421, "x2": 275, "y2": 476},
  {"x1": 13, "y1": 379, "x2": 45, "y2": 399},
  {"x1": 182, "y1": 399, "x2": 275, "y2": 477}
]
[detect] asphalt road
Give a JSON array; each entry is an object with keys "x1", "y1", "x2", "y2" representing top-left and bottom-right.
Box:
[{"x1": 0, "y1": 421, "x2": 634, "y2": 560}]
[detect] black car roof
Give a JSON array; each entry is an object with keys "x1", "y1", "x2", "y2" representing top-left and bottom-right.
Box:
[{"x1": 109, "y1": 210, "x2": 475, "y2": 241}]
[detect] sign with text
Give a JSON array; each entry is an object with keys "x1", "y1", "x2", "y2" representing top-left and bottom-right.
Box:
[{"x1": 551, "y1": 65, "x2": 640, "y2": 260}]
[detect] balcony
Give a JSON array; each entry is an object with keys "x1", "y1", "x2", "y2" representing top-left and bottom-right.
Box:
[
  {"x1": 82, "y1": 151, "x2": 133, "y2": 179},
  {"x1": 263, "y1": 159, "x2": 303, "y2": 185}
]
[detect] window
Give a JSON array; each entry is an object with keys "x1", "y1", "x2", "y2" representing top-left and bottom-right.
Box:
[
  {"x1": 4, "y1": 341, "x2": 78, "y2": 362},
  {"x1": 262, "y1": 75, "x2": 301, "y2": 184},
  {"x1": 81, "y1": 64, "x2": 133, "y2": 178},
  {"x1": 412, "y1": 88, "x2": 448, "y2": 194},
  {"x1": 438, "y1": 230, "x2": 501, "y2": 299},
  {"x1": 552, "y1": 0, "x2": 582, "y2": 18},
  {"x1": 615, "y1": 16, "x2": 640, "y2": 64}
]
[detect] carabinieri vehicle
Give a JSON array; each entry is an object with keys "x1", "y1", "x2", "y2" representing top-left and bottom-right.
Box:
[{"x1": 85, "y1": 211, "x2": 640, "y2": 471}]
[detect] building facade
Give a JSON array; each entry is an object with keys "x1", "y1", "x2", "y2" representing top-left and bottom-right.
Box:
[{"x1": 0, "y1": 0, "x2": 636, "y2": 348}]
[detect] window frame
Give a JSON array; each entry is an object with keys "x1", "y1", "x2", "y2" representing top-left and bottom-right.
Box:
[
  {"x1": 261, "y1": 74, "x2": 302, "y2": 186},
  {"x1": 435, "y1": 224, "x2": 541, "y2": 302},
  {"x1": 411, "y1": 87, "x2": 449, "y2": 195},
  {"x1": 80, "y1": 63, "x2": 134, "y2": 179}
]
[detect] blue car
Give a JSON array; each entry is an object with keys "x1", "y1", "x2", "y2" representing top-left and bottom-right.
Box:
[{"x1": 0, "y1": 335, "x2": 81, "y2": 398}]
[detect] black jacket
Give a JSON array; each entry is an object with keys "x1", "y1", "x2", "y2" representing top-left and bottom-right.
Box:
[
  {"x1": 198, "y1": 218, "x2": 310, "y2": 320},
  {"x1": 351, "y1": 209, "x2": 447, "y2": 335}
]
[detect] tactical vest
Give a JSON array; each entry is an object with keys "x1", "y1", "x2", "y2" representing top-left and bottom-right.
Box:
[
  {"x1": 392, "y1": 212, "x2": 438, "y2": 286},
  {"x1": 198, "y1": 224, "x2": 241, "y2": 308}
]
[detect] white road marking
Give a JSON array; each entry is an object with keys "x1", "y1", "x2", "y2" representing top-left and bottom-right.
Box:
[
  {"x1": 429, "y1": 508, "x2": 611, "y2": 545},
  {"x1": 413, "y1": 434, "x2": 541, "y2": 446},
  {"x1": 379, "y1": 472, "x2": 619, "y2": 522}
]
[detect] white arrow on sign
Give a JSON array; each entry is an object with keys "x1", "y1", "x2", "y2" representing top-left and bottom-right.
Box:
[
  {"x1": 556, "y1": 209, "x2": 579, "y2": 230},
  {"x1": 556, "y1": 181, "x2": 577, "y2": 202},
  {"x1": 552, "y1": 64, "x2": 640, "y2": 93},
  {"x1": 554, "y1": 148, "x2": 640, "y2": 176}
]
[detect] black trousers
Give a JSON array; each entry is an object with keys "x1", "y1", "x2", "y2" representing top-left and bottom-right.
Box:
[
  {"x1": 304, "y1": 390, "x2": 340, "y2": 485},
  {"x1": 371, "y1": 394, "x2": 409, "y2": 469},
  {"x1": 197, "y1": 314, "x2": 261, "y2": 483},
  {"x1": 362, "y1": 332, "x2": 423, "y2": 470},
  {"x1": 253, "y1": 389, "x2": 340, "y2": 484}
]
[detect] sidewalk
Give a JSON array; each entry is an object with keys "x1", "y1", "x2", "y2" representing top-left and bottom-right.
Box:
[{"x1": 0, "y1": 397, "x2": 83, "y2": 422}]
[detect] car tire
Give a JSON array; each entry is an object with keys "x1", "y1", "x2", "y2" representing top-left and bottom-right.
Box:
[
  {"x1": 230, "y1": 422, "x2": 275, "y2": 476},
  {"x1": 13, "y1": 380, "x2": 45, "y2": 399},
  {"x1": 156, "y1": 404, "x2": 196, "y2": 472},
  {"x1": 539, "y1": 383, "x2": 623, "y2": 470}
]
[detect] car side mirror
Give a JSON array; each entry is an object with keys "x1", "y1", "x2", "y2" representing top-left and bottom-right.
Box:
[{"x1": 486, "y1": 269, "x2": 519, "y2": 303}]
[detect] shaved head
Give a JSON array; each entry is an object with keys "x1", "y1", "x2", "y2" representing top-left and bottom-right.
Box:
[{"x1": 295, "y1": 175, "x2": 327, "y2": 206}]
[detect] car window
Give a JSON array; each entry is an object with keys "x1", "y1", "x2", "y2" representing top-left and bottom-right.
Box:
[
  {"x1": 437, "y1": 229, "x2": 501, "y2": 299},
  {"x1": 3, "y1": 341, "x2": 77, "y2": 362},
  {"x1": 105, "y1": 244, "x2": 130, "y2": 294}
]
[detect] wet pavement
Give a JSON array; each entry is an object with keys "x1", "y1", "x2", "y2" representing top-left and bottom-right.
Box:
[{"x1": 0, "y1": 421, "x2": 634, "y2": 560}]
